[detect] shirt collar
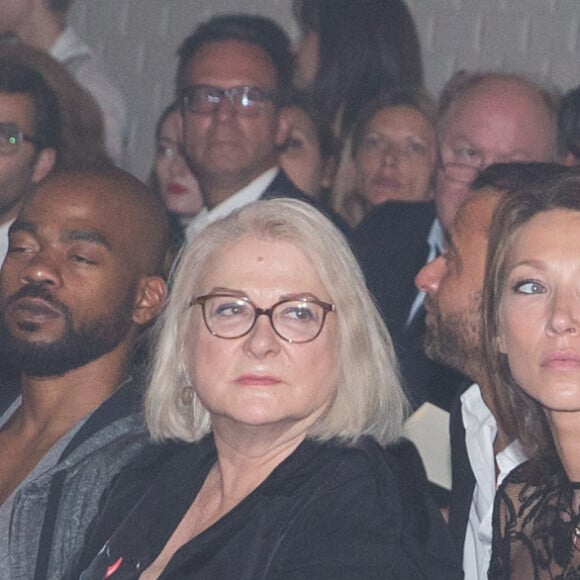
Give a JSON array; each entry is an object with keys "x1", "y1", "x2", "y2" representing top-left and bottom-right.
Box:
[
  {"x1": 427, "y1": 218, "x2": 445, "y2": 255},
  {"x1": 185, "y1": 166, "x2": 279, "y2": 241},
  {"x1": 48, "y1": 27, "x2": 91, "y2": 63}
]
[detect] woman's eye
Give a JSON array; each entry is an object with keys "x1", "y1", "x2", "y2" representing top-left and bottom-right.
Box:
[
  {"x1": 157, "y1": 143, "x2": 176, "y2": 159},
  {"x1": 284, "y1": 136, "x2": 304, "y2": 151},
  {"x1": 214, "y1": 302, "x2": 248, "y2": 317},
  {"x1": 361, "y1": 135, "x2": 383, "y2": 151},
  {"x1": 513, "y1": 280, "x2": 545, "y2": 295},
  {"x1": 282, "y1": 305, "x2": 316, "y2": 322},
  {"x1": 407, "y1": 141, "x2": 427, "y2": 156}
]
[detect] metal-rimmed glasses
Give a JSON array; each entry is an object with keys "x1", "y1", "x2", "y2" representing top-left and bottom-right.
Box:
[
  {"x1": 192, "y1": 293, "x2": 335, "y2": 344},
  {"x1": 438, "y1": 160, "x2": 483, "y2": 184},
  {"x1": 0, "y1": 122, "x2": 39, "y2": 156},
  {"x1": 437, "y1": 146, "x2": 485, "y2": 184},
  {"x1": 182, "y1": 85, "x2": 278, "y2": 117}
]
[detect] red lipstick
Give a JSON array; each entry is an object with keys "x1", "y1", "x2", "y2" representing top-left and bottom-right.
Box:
[{"x1": 168, "y1": 183, "x2": 188, "y2": 195}]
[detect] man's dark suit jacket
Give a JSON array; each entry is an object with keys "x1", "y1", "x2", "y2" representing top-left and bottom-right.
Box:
[
  {"x1": 261, "y1": 169, "x2": 351, "y2": 236},
  {"x1": 448, "y1": 386, "x2": 476, "y2": 559},
  {"x1": 260, "y1": 168, "x2": 309, "y2": 201},
  {"x1": 352, "y1": 201, "x2": 465, "y2": 409},
  {"x1": 353, "y1": 201, "x2": 435, "y2": 340}
]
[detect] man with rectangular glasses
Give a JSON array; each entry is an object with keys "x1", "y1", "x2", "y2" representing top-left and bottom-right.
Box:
[
  {"x1": 0, "y1": 0, "x2": 127, "y2": 164},
  {"x1": 176, "y1": 15, "x2": 347, "y2": 240},
  {"x1": 402, "y1": 72, "x2": 560, "y2": 407},
  {"x1": 0, "y1": 60, "x2": 59, "y2": 268}
]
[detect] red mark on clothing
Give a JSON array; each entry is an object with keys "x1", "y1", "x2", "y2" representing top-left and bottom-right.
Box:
[{"x1": 105, "y1": 557, "x2": 123, "y2": 577}]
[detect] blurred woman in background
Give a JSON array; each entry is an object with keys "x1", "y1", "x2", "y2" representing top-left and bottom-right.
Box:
[
  {"x1": 152, "y1": 102, "x2": 203, "y2": 227},
  {"x1": 150, "y1": 102, "x2": 203, "y2": 261},
  {"x1": 292, "y1": 0, "x2": 423, "y2": 141},
  {"x1": 339, "y1": 89, "x2": 436, "y2": 227},
  {"x1": 279, "y1": 92, "x2": 337, "y2": 202},
  {"x1": 292, "y1": 0, "x2": 425, "y2": 216}
]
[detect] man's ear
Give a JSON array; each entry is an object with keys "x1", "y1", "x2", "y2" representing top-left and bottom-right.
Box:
[
  {"x1": 274, "y1": 106, "x2": 291, "y2": 148},
  {"x1": 562, "y1": 152, "x2": 580, "y2": 167},
  {"x1": 132, "y1": 276, "x2": 167, "y2": 326},
  {"x1": 32, "y1": 148, "x2": 57, "y2": 183}
]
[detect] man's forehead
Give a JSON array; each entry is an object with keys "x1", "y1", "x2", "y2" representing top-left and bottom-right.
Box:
[
  {"x1": 10, "y1": 215, "x2": 112, "y2": 248},
  {"x1": 34, "y1": 174, "x2": 112, "y2": 200},
  {"x1": 24, "y1": 177, "x2": 132, "y2": 229},
  {"x1": 452, "y1": 79, "x2": 521, "y2": 111},
  {"x1": 0, "y1": 91, "x2": 35, "y2": 124},
  {"x1": 445, "y1": 80, "x2": 549, "y2": 131},
  {"x1": 185, "y1": 40, "x2": 278, "y2": 88}
]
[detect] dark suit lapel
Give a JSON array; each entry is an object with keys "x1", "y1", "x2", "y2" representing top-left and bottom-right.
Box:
[
  {"x1": 260, "y1": 169, "x2": 310, "y2": 202},
  {"x1": 448, "y1": 389, "x2": 476, "y2": 556}
]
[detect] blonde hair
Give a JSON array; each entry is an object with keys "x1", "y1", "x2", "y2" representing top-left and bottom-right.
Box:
[{"x1": 146, "y1": 199, "x2": 408, "y2": 445}]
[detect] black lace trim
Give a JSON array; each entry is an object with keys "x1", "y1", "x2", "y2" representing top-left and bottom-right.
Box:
[{"x1": 489, "y1": 458, "x2": 580, "y2": 579}]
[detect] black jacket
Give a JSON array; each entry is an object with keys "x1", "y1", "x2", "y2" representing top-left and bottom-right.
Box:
[
  {"x1": 353, "y1": 201, "x2": 435, "y2": 340},
  {"x1": 261, "y1": 169, "x2": 351, "y2": 237},
  {"x1": 353, "y1": 204, "x2": 466, "y2": 410},
  {"x1": 75, "y1": 436, "x2": 460, "y2": 579},
  {"x1": 447, "y1": 387, "x2": 477, "y2": 558}
]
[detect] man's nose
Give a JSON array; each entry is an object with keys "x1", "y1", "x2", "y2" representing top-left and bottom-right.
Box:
[
  {"x1": 18, "y1": 250, "x2": 63, "y2": 288},
  {"x1": 415, "y1": 254, "x2": 447, "y2": 294}
]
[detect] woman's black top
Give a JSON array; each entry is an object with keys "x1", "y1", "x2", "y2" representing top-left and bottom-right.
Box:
[
  {"x1": 75, "y1": 435, "x2": 460, "y2": 579},
  {"x1": 489, "y1": 455, "x2": 580, "y2": 579}
]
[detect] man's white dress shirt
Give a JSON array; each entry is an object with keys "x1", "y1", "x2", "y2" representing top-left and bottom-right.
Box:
[
  {"x1": 184, "y1": 167, "x2": 278, "y2": 241},
  {"x1": 461, "y1": 383, "x2": 527, "y2": 579}
]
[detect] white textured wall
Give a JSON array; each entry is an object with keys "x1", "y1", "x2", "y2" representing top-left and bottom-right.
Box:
[{"x1": 69, "y1": 1, "x2": 580, "y2": 180}]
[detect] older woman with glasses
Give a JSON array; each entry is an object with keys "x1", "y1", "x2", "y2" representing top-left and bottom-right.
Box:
[
  {"x1": 481, "y1": 168, "x2": 580, "y2": 578},
  {"x1": 74, "y1": 199, "x2": 459, "y2": 579}
]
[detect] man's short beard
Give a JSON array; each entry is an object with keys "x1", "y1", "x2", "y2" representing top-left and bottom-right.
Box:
[
  {"x1": 0, "y1": 285, "x2": 136, "y2": 378},
  {"x1": 424, "y1": 292, "x2": 483, "y2": 379}
]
